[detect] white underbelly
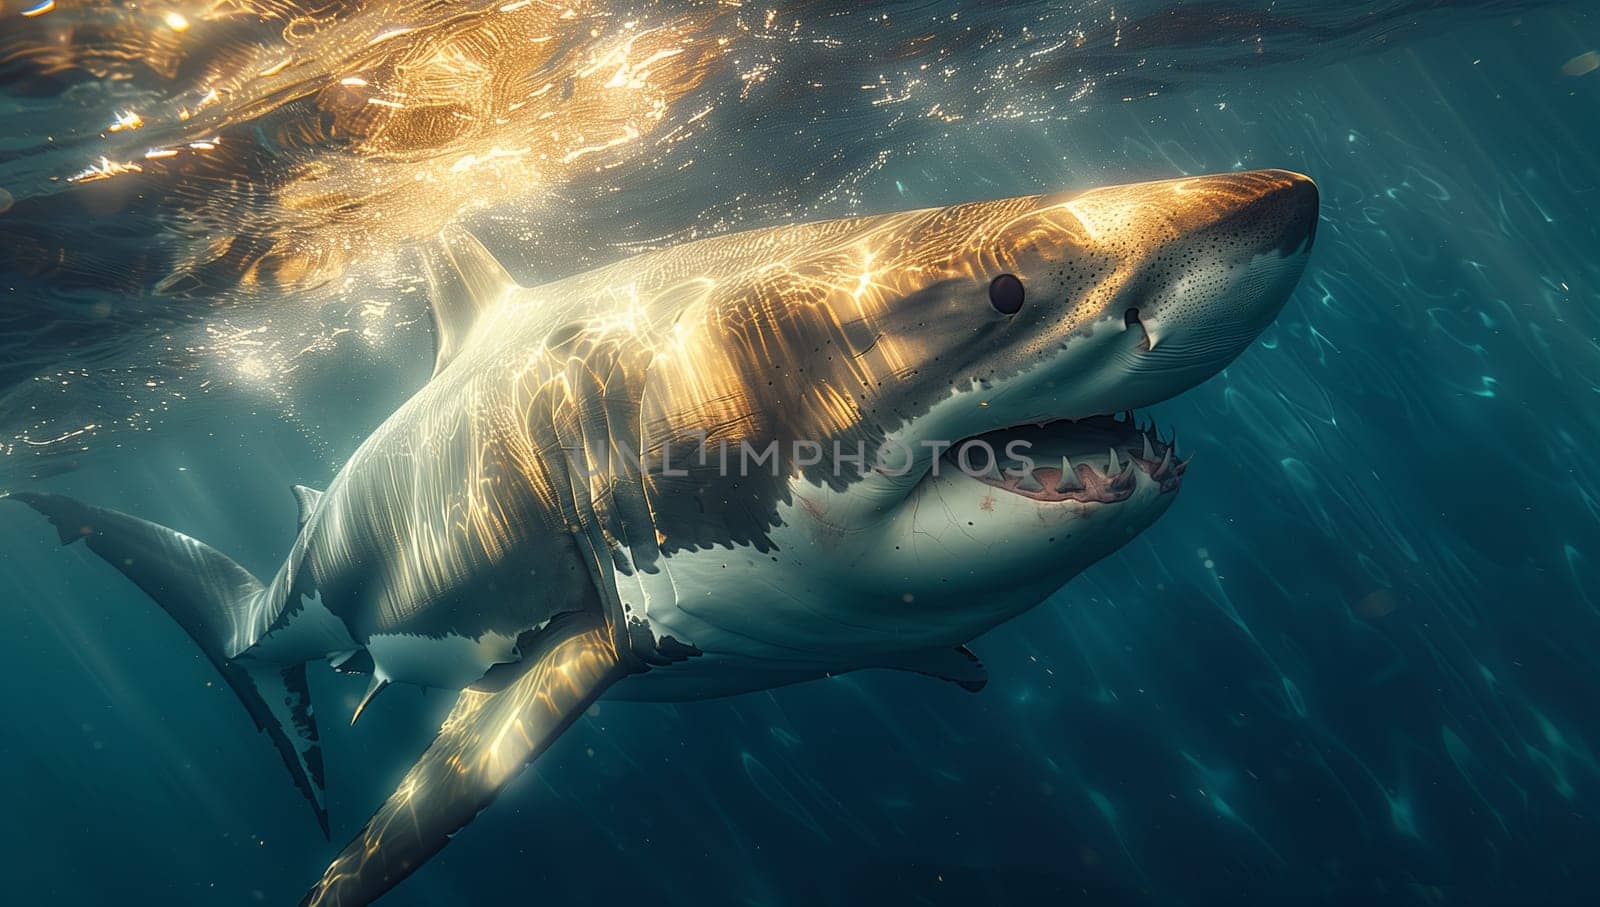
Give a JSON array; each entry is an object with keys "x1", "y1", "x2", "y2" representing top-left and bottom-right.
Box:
[
  {"x1": 364, "y1": 628, "x2": 522, "y2": 689},
  {"x1": 243, "y1": 590, "x2": 357, "y2": 665},
  {"x1": 638, "y1": 492, "x2": 960, "y2": 669}
]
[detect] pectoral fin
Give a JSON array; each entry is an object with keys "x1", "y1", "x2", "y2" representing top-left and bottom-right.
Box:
[
  {"x1": 876, "y1": 645, "x2": 988, "y2": 692},
  {"x1": 300, "y1": 612, "x2": 627, "y2": 906}
]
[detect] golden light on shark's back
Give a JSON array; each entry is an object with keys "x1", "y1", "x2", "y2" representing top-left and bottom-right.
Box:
[{"x1": 7, "y1": 170, "x2": 1316, "y2": 906}]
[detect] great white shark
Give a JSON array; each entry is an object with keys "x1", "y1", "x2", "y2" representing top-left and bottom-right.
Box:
[{"x1": 6, "y1": 169, "x2": 1317, "y2": 904}]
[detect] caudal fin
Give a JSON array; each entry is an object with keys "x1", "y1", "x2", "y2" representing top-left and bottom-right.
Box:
[{"x1": 4, "y1": 491, "x2": 330, "y2": 836}]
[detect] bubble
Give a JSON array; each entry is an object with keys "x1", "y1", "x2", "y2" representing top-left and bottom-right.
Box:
[{"x1": 1561, "y1": 51, "x2": 1599, "y2": 78}]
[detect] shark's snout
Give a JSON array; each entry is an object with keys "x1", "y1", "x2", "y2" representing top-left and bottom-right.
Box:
[
  {"x1": 1273, "y1": 170, "x2": 1320, "y2": 250},
  {"x1": 1110, "y1": 169, "x2": 1318, "y2": 404},
  {"x1": 1209, "y1": 169, "x2": 1320, "y2": 255},
  {"x1": 851, "y1": 170, "x2": 1318, "y2": 640}
]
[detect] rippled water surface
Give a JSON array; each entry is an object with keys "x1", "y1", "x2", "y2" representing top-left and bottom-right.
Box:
[{"x1": 3, "y1": 1, "x2": 1599, "y2": 904}]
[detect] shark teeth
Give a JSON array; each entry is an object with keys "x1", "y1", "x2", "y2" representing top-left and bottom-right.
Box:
[
  {"x1": 1056, "y1": 456, "x2": 1083, "y2": 492},
  {"x1": 1111, "y1": 458, "x2": 1137, "y2": 491},
  {"x1": 947, "y1": 406, "x2": 1190, "y2": 502},
  {"x1": 1154, "y1": 446, "x2": 1174, "y2": 478}
]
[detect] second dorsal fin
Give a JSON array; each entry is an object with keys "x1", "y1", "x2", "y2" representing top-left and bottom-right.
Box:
[
  {"x1": 291, "y1": 484, "x2": 324, "y2": 529},
  {"x1": 419, "y1": 225, "x2": 520, "y2": 377}
]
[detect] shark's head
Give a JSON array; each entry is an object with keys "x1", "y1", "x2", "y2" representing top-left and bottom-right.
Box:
[{"x1": 644, "y1": 170, "x2": 1316, "y2": 639}]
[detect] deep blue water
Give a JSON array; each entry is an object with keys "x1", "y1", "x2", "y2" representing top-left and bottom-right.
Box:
[{"x1": 3, "y1": 3, "x2": 1600, "y2": 904}]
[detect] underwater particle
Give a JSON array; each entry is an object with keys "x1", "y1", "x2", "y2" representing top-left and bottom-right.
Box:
[
  {"x1": 1355, "y1": 587, "x2": 1401, "y2": 621},
  {"x1": 1560, "y1": 51, "x2": 1599, "y2": 77},
  {"x1": 108, "y1": 111, "x2": 143, "y2": 132},
  {"x1": 0, "y1": 187, "x2": 11, "y2": 214}
]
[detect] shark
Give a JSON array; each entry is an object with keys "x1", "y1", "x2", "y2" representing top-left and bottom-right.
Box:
[{"x1": 5, "y1": 169, "x2": 1317, "y2": 904}]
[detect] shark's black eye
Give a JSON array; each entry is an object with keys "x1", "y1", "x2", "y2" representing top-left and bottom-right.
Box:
[{"x1": 989, "y1": 273, "x2": 1025, "y2": 315}]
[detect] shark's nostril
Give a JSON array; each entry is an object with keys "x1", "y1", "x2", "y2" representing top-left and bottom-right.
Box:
[{"x1": 1124, "y1": 307, "x2": 1141, "y2": 327}]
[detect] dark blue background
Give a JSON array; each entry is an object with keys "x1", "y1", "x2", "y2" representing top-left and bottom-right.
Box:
[{"x1": 3, "y1": 4, "x2": 1598, "y2": 904}]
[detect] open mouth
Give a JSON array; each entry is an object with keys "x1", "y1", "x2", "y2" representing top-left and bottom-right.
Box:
[{"x1": 940, "y1": 412, "x2": 1187, "y2": 505}]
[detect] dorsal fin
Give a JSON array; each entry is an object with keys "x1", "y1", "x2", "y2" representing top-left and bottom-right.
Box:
[
  {"x1": 291, "y1": 484, "x2": 324, "y2": 529},
  {"x1": 419, "y1": 225, "x2": 520, "y2": 377}
]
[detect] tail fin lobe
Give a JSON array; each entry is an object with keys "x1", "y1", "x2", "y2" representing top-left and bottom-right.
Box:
[
  {"x1": 5, "y1": 491, "x2": 330, "y2": 837},
  {"x1": 292, "y1": 484, "x2": 325, "y2": 530}
]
